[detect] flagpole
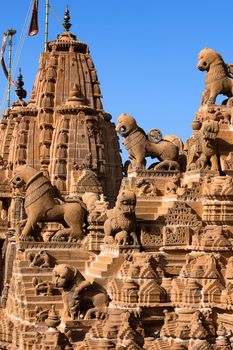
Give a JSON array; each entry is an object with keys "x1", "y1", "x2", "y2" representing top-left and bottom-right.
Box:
[
  {"x1": 44, "y1": 0, "x2": 49, "y2": 51},
  {"x1": 5, "y1": 29, "x2": 16, "y2": 109}
]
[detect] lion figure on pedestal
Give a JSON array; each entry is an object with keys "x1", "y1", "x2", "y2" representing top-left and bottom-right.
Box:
[
  {"x1": 197, "y1": 48, "x2": 233, "y2": 105},
  {"x1": 116, "y1": 113, "x2": 182, "y2": 171},
  {"x1": 104, "y1": 191, "x2": 138, "y2": 245},
  {"x1": 186, "y1": 120, "x2": 219, "y2": 171},
  {"x1": 10, "y1": 165, "x2": 86, "y2": 242}
]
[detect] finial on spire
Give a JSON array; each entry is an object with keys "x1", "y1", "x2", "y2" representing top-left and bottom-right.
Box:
[
  {"x1": 63, "y1": 6, "x2": 72, "y2": 32},
  {"x1": 15, "y1": 68, "x2": 27, "y2": 100}
]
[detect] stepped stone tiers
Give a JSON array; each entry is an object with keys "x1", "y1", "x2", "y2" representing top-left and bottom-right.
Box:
[{"x1": 1, "y1": 12, "x2": 233, "y2": 350}]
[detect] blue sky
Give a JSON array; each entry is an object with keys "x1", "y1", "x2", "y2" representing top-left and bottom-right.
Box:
[{"x1": 0, "y1": 1, "x2": 232, "y2": 161}]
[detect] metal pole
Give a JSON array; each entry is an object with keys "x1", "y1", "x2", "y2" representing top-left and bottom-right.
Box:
[
  {"x1": 5, "y1": 29, "x2": 16, "y2": 109},
  {"x1": 44, "y1": 0, "x2": 49, "y2": 52}
]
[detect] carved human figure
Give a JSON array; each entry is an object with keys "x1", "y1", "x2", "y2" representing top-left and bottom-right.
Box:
[
  {"x1": 52, "y1": 264, "x2": 109, "y2": 320},
  {"x1": 104, "y1": 191, "x2": 138, "y2": 245}
]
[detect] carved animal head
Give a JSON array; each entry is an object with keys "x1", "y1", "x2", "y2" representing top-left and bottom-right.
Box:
[
  {"x1": 115, "y1": 113, "x2": 138, "y2": 137},
  {"x1": 10, "y1": 165, "x2": 39, "y2": 188},
  {"x1": 116, "y1": 191, "x2": 136, "y2": 214},
  {"x1": 9, "y1": 174, "x2": 25, "y2": 189},
  {"x1": 52, "y1": 264, "x2": 77, "y2": 288},
  {"x1": 197, "y1": 48, "x2": 224, "y2": 72}
]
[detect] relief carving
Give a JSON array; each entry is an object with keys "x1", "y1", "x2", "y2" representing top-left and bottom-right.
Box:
[
  {"x1": 52, "y1": 264, "x2": 109, "y2": 320},
  {"x1": 27, "y1": 250, "x2": 54, "y2": 268},
  {"x1": 32, "y1": 277, "x2": 53, "y2": 296}
]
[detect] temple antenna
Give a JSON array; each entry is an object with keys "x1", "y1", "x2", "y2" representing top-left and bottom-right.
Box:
[
  {"x1": 44, "y1": 0, "x2": 49, "y2": 51},
  {"x1": 5, "y1": 29, "x2": 17, "y2": 109}
]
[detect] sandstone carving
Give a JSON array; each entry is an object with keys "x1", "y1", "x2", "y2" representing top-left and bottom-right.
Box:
[
  {"x1": 104, "y1": 191, "x2": 138, "y2": 245},
  {"x1": 186, "y1": 120, "x2": 219, "y2": 171},
  {"x1": 1, "y1": 9, "x2": 233, "y2": 350},
  {"x1": 203, "y1": 175, "x2": 233, "y2": 197},
  {"x1": 11, "y1": 165, "x2": 86, "y2": 241},
  {"x1": 28, "y1": 250, "x2": 54, "y2": 268},
  {"x1": 197, "y1": 47, "x2": 233, "y2": 105},
  {"x1": 225, "y1": 257, "x2": 233, "y2": 279},
  {"x1": 52, "y1": 264, "x2": 109, "y2": 320},
  {"x1": 116, "y1": 113, "x2": 182, "y2": 170},
  {"x1": 34, "y1": 306, "x2": 49, "y2": 322},
  {"x1": 32, "y1": 277, "x2": 53, "y2": 296},
  {"x1": 191, "y1": 226, "x2": 232, "y2": 250},
  {"x1": 135, "y1": 178, "x2": 158, "y2": 197}
]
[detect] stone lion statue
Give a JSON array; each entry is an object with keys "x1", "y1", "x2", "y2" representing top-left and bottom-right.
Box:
[
  {"x1": 116, "y1": 113, "x2": 182, "y2": 170},
  {"x1": 104, "y1": 191, "x2": 138, "y2": 245},
  {"x1": 197, "y1": 48, "x2": 233, "y2": 105},
  {"x1": 186, "y1": 120, "x2": 219, "y2": 171},
  {"x1": 10, "y1": 165, "x2": 86, "y2": 242},
  {"x1": 52, "y1": 264, "x2": 109, "y2": 320}
]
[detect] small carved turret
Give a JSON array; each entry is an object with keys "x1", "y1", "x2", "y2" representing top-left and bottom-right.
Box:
[{"x1": 66, "y1": 83, "x2": 85, "y2": 106}]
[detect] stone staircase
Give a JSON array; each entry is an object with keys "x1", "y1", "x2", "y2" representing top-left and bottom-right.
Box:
[
  {"x1": 86, "y1": 254, "x2": 125, "y2": 278},
  {"x1": 136, "y1": 197, "x2": 177, "y2": 220},
  {"x1": 135, "y1": 198, "x2": 162, "y2": 220}
]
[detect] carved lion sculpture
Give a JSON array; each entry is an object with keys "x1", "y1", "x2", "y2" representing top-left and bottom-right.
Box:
[
  {"x1": 197, "y1": 48, "x2": 233, "y2": 105},
  {"x1": 104, "y1": 191, "x2": 139, "y2": 245},
  {"x1": 186, "y1": 120, "x2": 219, "y2": 171},
  {"x1": 115, "y1": 113, "x2": 182, "y2": 170},
  {"x1": 10, "y1": 165, "x2": 86, "y2": 242},
  {"x1": 52, "y1": 264, "x2": 109, "y2": 320}
]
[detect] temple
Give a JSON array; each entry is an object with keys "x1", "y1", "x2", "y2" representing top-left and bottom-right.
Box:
[{"x1": 0, "y1": 7, "x2": 233, "y2": 350}]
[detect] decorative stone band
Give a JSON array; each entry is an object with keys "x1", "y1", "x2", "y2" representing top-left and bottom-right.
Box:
[
  {"x1": 25, "y1": 175, "x2": 52, "y2": 208},
  {"x1": 123, "y1": 129, "x2": 145, "y2": 151}
]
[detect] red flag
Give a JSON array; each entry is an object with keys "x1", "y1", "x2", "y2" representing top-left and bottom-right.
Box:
[{"x1": 28, "y1": 0, "x2": 39, "y2": 36}]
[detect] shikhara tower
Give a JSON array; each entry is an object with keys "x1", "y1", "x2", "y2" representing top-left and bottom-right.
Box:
[{"x1": 0, "y1": 10, "x2": 122, "y2": 203}]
